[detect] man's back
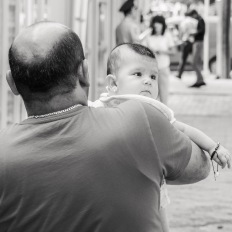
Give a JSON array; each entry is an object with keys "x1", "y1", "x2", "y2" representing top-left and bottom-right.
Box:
[
  {"x1": 116, "y1": 17, "x2": 139, "y2": 45},
  {"x1": 0, "y1": 101, "x2": 191, "y2": 232}
]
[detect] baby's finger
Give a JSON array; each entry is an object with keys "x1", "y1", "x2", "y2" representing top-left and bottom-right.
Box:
[
  {"x1": 213, "y1": 155, "x2": 224, "y2": 168},
  {"x1": 216, "y1": 154, "x2": 227, "y2": 168}
]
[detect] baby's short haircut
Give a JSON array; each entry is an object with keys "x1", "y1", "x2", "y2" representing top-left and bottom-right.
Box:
[{"x1": 107, "y1": 43, "x2": 156, "y2": 75}]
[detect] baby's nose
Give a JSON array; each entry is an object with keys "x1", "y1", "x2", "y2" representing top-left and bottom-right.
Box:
[{"x1": 143, "y1": 77, "x2": 152, "y2": 85}]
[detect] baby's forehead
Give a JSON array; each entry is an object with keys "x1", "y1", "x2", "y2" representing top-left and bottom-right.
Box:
[
  {"x1": 121, "y1": 47, "x2": 157, "y2": 67},
  {"x1": 118, "y1": 46, "x2": 155, "y2": 63},
  {"x1": 117, "y1": 45, "x2": 136, "y2": 57},
  {"x1": 109, "y1": 45, "x2": 158, "y2": 75}
]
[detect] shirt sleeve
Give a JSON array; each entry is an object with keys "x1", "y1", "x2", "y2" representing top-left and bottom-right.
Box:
[{"x1": 142, "y1": 102, "x2": 192, "y2": 181}]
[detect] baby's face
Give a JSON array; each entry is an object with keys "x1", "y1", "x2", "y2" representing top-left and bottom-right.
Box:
[{"x1": 116, "y1": 48, "x2": 159, "y2": 99}]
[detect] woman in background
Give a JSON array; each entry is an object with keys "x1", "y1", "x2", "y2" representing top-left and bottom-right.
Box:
[{"x1": 144, "y1": 15, "x2": 175, "y2": 105}]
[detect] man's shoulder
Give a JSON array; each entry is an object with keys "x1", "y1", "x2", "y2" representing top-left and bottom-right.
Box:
[
  {"x1": 117, "y1": 99, "x2": 145, "y2": 109},
  {"x1": 118, "y1": 99, "x2": 160, "y2": 110},
  {"x1": 118, "y1": 100, "x2": 165, "y2": 121},
  {"x1": 116, "y1": 22, "x2": 121, "y2": 31},
  {"x1": 116, "y1": 20, "x2": 126, "y2": 30},
  {"x1": 0, "y1": 124, "x2": 20, "y2": 145},
  {"x1": 0, "y1": 124, "x2": 20, "y2": 160},
  {"x1": 0, "y1": 124, "x2": 19, "y2": 137}
]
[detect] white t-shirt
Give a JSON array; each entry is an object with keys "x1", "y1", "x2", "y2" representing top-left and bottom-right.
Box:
[
  {"x1": 145, "y1": 31, "x2": 174, "y2": 69},
  {"x1": 89, "y1": 93, "x2": 176, "y2": 124}
]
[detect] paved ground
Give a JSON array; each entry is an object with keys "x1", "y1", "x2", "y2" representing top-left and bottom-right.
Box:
[{"x1": 167, "y1": 72, "x2": 232, "y2": 232}]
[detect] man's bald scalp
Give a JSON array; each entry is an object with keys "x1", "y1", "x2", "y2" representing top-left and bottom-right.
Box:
[
  {"x1": 9, "y1": 21, "x2": 85, "y2": 101},
  {"x1": 12, "y1": 22, "x2": 69, "y2": 63}
]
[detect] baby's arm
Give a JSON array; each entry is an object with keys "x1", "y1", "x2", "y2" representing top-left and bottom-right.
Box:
[{"x1": 173, "y1": 121, "x2": 231, "y2": 169}]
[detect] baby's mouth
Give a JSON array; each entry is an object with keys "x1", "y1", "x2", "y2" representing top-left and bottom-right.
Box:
[{"x1": 140, "y1": 90, "x2": 151, "y2": 96}]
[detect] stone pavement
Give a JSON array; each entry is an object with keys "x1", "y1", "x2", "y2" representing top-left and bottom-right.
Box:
[
  {"x1": 167, "y1": 72, "x2": 232, "y2": 232},
  {"x1": 168, "y1": 71, "x2": 232, "y2": 117},
  {"x1": 168, "y1": 72, "x2": 232, "y2": 151}
]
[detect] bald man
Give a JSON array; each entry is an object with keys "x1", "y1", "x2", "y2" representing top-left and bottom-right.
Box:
[{"x1": 0, "y1": 22, "x2": 210, "y2": 232}]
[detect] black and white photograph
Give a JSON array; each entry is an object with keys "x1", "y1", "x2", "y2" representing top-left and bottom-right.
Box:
[{"x1": 0, "y1": 0, "x2": 232, "y2": 231}]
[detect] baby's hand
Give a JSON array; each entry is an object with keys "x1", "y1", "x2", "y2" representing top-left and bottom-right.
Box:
[{"x1": 210, "y1": 145, "x2": 231, "y2": 169}]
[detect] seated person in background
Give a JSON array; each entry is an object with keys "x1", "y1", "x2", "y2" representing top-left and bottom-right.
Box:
[{"x1": 89, "y1": 43, "x2": 231, "y2": 232}]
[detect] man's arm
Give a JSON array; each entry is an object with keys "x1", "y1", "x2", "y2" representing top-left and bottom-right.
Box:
[
  {"x1": 141, "y1": 102, "x2": 210, "y2": 185},
  {"x1": 167, "y1": 141, "x2": 210, "y2": 185}
]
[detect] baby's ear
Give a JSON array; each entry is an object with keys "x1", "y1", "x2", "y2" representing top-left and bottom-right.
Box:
[{"x1": 106, "y1": 74, "x2": 117, "y2": 94}]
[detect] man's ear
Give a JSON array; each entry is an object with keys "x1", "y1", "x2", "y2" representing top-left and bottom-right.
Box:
[
  {"x1": 6, "y1": 70, "x2": 19, "y2": 96},
  {"x1": 106, "y1": 74, "x2": 118, "y2": 94},
  {"x1": 77, "y1": 59, "x2": 90, "y2": 97},
  {"x1": 78, "y1": 59, "x2": 90, "y2": 88}
]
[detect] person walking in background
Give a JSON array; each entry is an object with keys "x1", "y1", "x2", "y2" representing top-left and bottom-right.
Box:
[
  {"x1": 143, "y1": 15, "x2": 176, "y2": 105},
  {"x1": 116, "y1": 0, "x2": 140, "y2": 45},
  {"x1": 177, "y1": 13, "x2": 198, "y2": 79},
  {"x1": 187, "y1": 9, "x2": 206, "y2": 88}
]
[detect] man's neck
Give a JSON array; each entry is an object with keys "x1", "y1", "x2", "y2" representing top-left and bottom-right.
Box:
[{"x1": 25, "y1": 93, "x2": 87, "y2": 117}]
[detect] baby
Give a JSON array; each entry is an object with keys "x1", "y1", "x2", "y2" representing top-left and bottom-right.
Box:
[{"x1": 89, "y1": 43, "x2": 231, "y2": 232}]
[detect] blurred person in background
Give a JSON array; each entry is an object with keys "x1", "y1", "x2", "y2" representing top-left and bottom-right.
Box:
[
  {"x1": 187, "y1": 9, "x2": 206, "y2": 88},
  {"x1": 189, "y1": 0, "x2": 205, "y2": 18},
  {"x1": 116, "y1": 0, "x2": 140, "y2": 45},
  {"x1": 176, "y1": 12, "x2": 198, "y2": 79},
  {"x1": 143, "y1": 15, "x2": 176, "y2": 105}
]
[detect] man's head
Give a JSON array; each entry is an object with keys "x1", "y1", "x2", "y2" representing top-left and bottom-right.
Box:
[
  {"x1": 119, "y1": 0, "x2": 138, "y2": 18},
  {"x1": 7, "y1": 21, "x2": 89, "y2": 104},
  {"x1": 106, "y1": 43, "x2": 159, "y2": 99},
  {"x1": 186, "y1": 9, "x2": 199, "y2": 19}
]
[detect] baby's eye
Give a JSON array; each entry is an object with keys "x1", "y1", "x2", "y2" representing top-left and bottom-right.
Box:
[
  {"x1": 134, "y1": 72, "x2": 142, "y2": 77},
  {"x1": 151, "y1": 75, "x2": 157, "y2": 80}
]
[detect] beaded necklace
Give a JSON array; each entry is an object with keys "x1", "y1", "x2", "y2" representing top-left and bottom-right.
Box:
[{"x1": 27, "y1": 104, "x2": 82, "y2": 119}]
